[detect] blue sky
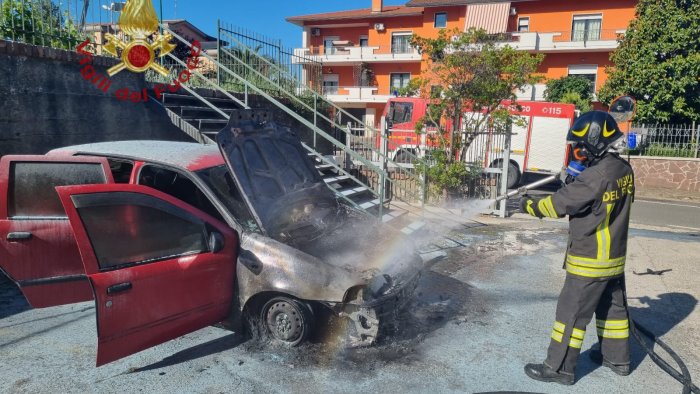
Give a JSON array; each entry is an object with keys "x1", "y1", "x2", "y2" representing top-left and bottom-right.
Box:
[{"x1": 155, "y1": 0, "x2": 407, "y2": 49}]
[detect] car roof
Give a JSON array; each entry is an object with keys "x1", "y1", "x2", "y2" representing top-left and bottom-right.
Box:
[{"x1": 50, "y1": 140, "x2": 226, "y2": 171}]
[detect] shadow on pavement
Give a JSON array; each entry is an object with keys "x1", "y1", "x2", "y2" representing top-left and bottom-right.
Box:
[
  {"x1": 0, "y1": 273, "x2": 30, "y2": 319},
  {"x1": 387, "y1": 269, "x2": 475, "y2": 343},
  {"x1": 577, "y1": 292, "x2": 697, "y2": 380},
  {"x1": 134, "y1": 333, "x2": 246, "y2": 372}
]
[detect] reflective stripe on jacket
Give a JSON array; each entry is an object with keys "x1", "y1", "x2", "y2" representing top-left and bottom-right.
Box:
[{"x1": 545, "y1": 154, "x2": 634, "y2": 280}]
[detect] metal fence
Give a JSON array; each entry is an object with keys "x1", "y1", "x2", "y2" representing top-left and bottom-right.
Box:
[
  {"x1": 0, "y1": 0, "x2": 141, "y2": 50},
  {"x1": 627, "y1": 123, "x2": 699, "y2": 158},
  {"x1": 216, "y1": 21, "x2": 323, "y2": 97}
]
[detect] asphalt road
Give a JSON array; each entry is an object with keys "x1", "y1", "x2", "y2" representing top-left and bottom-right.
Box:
[
  {"x1": 631, "y1": 199, "x2": 700, "y2": 231},
  {"x1": 1, "y1": 217, "x2": 698, "y2": 393}
]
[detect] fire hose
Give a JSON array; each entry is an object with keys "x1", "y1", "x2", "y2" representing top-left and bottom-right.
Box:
[{"x1": 498, "y1": 176, "x2": 698, "y2": 393}]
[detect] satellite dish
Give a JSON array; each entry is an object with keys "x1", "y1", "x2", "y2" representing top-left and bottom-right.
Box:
[{"x1": 609, "y1": 95, "x2": 636, "y2": 123}]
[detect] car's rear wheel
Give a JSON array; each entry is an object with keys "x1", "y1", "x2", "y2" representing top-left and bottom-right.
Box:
[{"x1": 262, "y1": 297, "x2": 312, "y2": 346}]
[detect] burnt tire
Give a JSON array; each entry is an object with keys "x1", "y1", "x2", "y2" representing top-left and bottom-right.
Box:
[{"x1": 261, "y1": 297, "x2": 313, "y2": 347}]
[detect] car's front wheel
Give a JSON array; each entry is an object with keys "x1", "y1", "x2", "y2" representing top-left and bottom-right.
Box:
[{"x1": 262, "y1": 297, "x2": 313, "y2": 346}]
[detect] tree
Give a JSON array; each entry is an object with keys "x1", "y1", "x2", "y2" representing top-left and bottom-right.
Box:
[
  {"x1": 395, "y1": 77, "x2": 422, "y2": 97},
  {"x1": 0, "y1": 0, "x2": 82, "y2": 49},
  {"x1": 545, "y1": 76, "x2": 593, "y2": 101},
  {"x1": 560, "y1": 92, "x2": 592, "y2": 113},
  {"x1": 598, "y1": 0, "x2": 700, "y2": 123},
  {"x1": 410, "y1": 28, "x2": 543, "y2": 199}
]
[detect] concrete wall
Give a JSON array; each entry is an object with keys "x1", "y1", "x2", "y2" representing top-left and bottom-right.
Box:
[
  {"x1": 0, "y1": 40, "x2": 190, "y2": 157},
  {"x1": 630, "y1": 156, "x2": 700, "y2": 193}
]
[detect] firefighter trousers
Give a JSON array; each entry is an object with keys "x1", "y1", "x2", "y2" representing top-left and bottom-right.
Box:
[{"x1": 544, "y1": 275, "x2": 630, "y2": 374}]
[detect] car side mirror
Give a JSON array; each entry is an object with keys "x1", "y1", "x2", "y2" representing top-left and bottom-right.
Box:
[{"x1": 208, "y1": 231, "x2": 224, "y2": 253}]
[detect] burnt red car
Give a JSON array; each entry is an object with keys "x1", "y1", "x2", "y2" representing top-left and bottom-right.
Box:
[{"x1": 0, "y1": 119, "x2": 422, "y2": 366}]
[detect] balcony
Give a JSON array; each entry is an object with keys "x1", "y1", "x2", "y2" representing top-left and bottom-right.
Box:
[
  {"x1": 323, "y1": 86, "x2": 394, "y2": 103},
  {"x1": 496, "y1": 29, "x2": 626, "y2": 52},
  {"x1": 293, "y1": 45, "x2": 421, "y2": 65}
]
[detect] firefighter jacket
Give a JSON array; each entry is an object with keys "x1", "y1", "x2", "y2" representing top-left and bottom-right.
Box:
[{"x1": 523, "y1": 154, "x2": 634, "y2": 280}]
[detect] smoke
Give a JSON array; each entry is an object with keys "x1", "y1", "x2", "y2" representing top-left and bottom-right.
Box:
[
  {"x1": 446, "y1": 198, "x2": 496, "y2": 219},
  {"x1": 405, "y1": 198, "x2": 496, "y2": 258}
]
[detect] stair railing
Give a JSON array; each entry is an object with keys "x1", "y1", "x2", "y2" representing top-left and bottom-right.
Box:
[
  {"x1": 215, "y1": 32, "x2": 424, "y2": 205},
  {"x1": 218, "y1": 28, "x2": 423, "y2": 171},
  {"x1": 157, "y1": 25, "x2": 393, "y2": 217}
]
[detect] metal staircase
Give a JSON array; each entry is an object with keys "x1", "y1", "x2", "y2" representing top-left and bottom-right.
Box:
[
  {"x1": 158, "y1": 91, "x2": 393, "y2": 217},
  {"x1": 147, "y1": 24, "x2": 432, "y2": 228}
]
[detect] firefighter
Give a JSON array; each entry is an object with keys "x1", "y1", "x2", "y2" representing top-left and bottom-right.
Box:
[{"x1": 520, "y1": 110, "x2": 634, "y2": 385}]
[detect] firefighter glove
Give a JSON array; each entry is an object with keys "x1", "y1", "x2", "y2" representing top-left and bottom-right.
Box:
[{"x1": 520, "y1": 195, "x2": 544, "y2": 218}]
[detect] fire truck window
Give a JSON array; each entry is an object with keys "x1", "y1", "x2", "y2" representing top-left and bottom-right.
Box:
[
  {"x1": 390, "y1": 102, "x2": 413, "y2": 124},
  {"x1": 108, "y1": 159, "x2": 134, "y2": 183},
  {"x1": 138, "y1": 165, "x2": 225, "y2": 223},
  {"x1": 8, "y1": 162, "x2": 106, "y2": 218},
  {"x1": 76, "y1": 198, "x2": 208, "y2": 270}
]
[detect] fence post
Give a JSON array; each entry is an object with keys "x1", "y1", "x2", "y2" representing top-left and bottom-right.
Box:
[
  {"x1": 692, "y1": 121, "x2": 699, "y2": 159},
  {"x1": 313, "y1": 95, "x2": 317, "y2": 148},
  {"x1": 216, "y1": 20, "x2": 221, "y2": 87},
  {"x1": 378, "y1": 116, "x2": 391, "y2": 220},
  {"x1": 278, "y1": 39, "x2": 283, "y2": 96},
  {"x1": 498, "y1": 120, "x2": 513, "y2": 218},
  {"x1": 420, "y1": 127, "x2": 427, "y2": 208}
]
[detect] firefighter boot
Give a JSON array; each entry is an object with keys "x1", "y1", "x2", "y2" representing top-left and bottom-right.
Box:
[
  {"x1": 524, "y1": 363, "x2": 575, "y2": 385},
  {"x1": 589, "y1": 349, "x2": 631, "y2": 376}
]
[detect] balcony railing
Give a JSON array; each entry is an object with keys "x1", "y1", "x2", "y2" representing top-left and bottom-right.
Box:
[
  {"x1": 555, "y1": 28, "x2": 625, "y2": 42},
  {"x1": 323, "y1": 86, "x2": 339, "y2": 95},
  {"x1": 493, "y1": 29, "x2": 626, "y2": 51},
  {"x1": 293, "y1": 45, "x2": 421, "y2": 63},
  {"x1": 323, "y1": 86, "x2": 393, "y2": 103}
]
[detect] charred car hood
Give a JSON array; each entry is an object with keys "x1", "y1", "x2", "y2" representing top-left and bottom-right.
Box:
[{"x1": 217, "y1": 114, "x2": 339, "y2": 242}]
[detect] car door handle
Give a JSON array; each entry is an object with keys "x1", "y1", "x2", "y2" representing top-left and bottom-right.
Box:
[
  {"x1": 7, "y1": 232, "x2": 32, "y2": 241},
  {"x1": 107, "y1": 282, "x2": 132, "y2": 295}
]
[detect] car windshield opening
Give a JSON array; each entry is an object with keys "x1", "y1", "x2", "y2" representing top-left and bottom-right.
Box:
[{"x1": 196, "y1": 165, "x2": 260, "y2": 233}]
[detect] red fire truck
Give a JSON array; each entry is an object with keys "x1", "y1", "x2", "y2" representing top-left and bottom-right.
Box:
[{"x1": 381, "y1": 97, "x2": 576, "y2": 188}]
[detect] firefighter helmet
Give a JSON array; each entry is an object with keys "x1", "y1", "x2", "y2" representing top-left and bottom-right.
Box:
[{"x1": 567, "y1": 110, "x2": 624, "y2": 158}]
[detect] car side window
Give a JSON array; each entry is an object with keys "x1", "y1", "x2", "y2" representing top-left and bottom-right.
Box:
[
  {"x1": 74, "y1": 193, "x2": 209, "y2": 270},
  {"x1": 137, "y1": 165, "x2": 225, "y2": 223},
  {"x1": 108, "y1": 159, "x2": 134, "y2": 183},
  {"x1": 8, "y1": 162, "x2": 107, "y2": 218}
]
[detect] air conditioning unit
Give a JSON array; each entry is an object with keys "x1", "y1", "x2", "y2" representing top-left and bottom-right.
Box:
[
  {"x1": 311, "y1": 28, "x2": 321, "y2": 37},
  {"x1": 374, "y1": 23, "x2": 385, "y2": 31}
]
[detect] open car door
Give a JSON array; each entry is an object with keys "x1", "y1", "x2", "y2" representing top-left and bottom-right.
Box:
[
  {"x1": 56, "y1": 184, "x2": 237, "y2": 366},
  {"x1": 0, "y1": 155, "x2": 114, "y2": 307}
]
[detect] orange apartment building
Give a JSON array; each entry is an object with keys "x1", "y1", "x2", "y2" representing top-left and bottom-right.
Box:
[{"x1": 286, "y1": 0, "x2": 637, "y2": 127}]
